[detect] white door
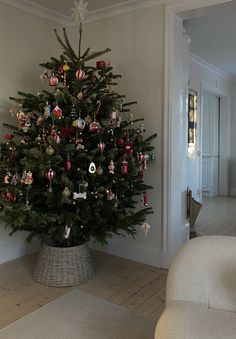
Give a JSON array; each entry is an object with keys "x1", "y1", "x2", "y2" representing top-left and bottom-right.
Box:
[{"x1": 202, "y1": 91, "x2": 220, "y2": 197}]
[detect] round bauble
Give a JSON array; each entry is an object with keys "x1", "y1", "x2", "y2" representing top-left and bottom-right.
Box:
[
  {"x1": 63, "y1": 63, "x2": 70, "y2": 72},
  {"x1": 62, "y1": 187, "x2": 71, "y2": 198},
  {"x1": 75, "y1": 69, "x2": 85, "y2": 79},
  {"x1": 89, "y1": 121, "x2": 101, "y2": 133},
  {"x1": 52, "y1": 105, "x2": 62, "y2": 118},
  {"x1": 46, "y1": 145, "x2": 55, "y2": 156},
  {"x1": 49, "y1": 76, "x2": 59, "y2": 87}
]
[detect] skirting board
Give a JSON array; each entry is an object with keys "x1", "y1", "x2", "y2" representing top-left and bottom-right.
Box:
[
  {"x1": 0, "y1": 239, "x2": 41, "y2": 264},
  {"x1": 89, "y1": 238, "x2": 168, "y2": 268}
]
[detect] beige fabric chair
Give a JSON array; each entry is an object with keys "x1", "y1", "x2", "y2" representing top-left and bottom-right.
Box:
[{"x1": 155, "y1": 236, "x2": 236, "y2": 339}]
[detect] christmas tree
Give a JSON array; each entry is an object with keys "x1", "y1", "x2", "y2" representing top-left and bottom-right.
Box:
[{"x1": 0, "y1": 7, "x2": 156, "y2": 248}]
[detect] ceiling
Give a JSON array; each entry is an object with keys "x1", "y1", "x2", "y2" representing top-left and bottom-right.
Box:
[{"x1": 183, "y1": 0, "x2": 236, "y2": 77}]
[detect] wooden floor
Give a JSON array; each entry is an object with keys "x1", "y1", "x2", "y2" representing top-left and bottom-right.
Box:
[
  {"x1": 0, "y1": 251, "x2": 167, "y2": 330},
  {"x1": 194, "y1": 195, "x2": 236, "y2": 236}
]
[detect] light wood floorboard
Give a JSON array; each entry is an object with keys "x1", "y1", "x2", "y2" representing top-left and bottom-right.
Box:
[
  {"x1": 0, "y1": 250, "x2": 167, "y2": 330},
  {"x1": 194, "y1": 196, "x2": 236, "y2": 236}
]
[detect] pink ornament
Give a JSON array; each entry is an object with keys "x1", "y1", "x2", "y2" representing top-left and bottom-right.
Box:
[
  {"x1": 97, "y1": 142, "x2": 105, "y2": 152},
  {"x1": 75, "y1": 69, "x2": 86, "y2": 79},
  {"x1": 5, "y1": 192, "x2": 16, "y2": 203},
  {"x1": 96, "y1": 60, "x2": 110, "y2": 69},
  {"x1": 108, "y1": 160, "x2": 115, "y2": 174},
  {"x1": 49, "y1": 76, "x2": 59, "y2": 87},
  {"x1": 89, "y1": 121, "x2": 101, "y2": 133},
  {"x1": 137, "y1": 152, "x2": 144, "y2": 164},
  {"x1": 121, "y1": 160, "x2": 129, "y2": 175},
  {"x1": 53, "y1": 105, "x2": 62, "y2": 118}
]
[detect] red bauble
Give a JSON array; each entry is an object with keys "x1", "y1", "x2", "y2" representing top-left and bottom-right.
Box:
[
  {"x1": 89, "y1": 121, "x2": 101, "y2": 133},
  {"x1": 4, "y1": 134, "x2": 14, "y2": 140},
  {"x1": 121, "y1": 160, "x2": 129, "y2": 175},
  {"x1": 143, "y1": 192, "x2": 148, "y2": 206},
  {"x1": 124, "y1": 141, "x2": 133, "y2": 155},
  {"x1": 75, "y1": 69, "x2": 85, "y2": 79},
  {"x1": 49, "y1": 76, "x2": 59, "y2": 87},
  {"x1": 66, "y1": 159, "x2": 71, "y2": 171},
  {"x1": 96, "y1": 60, "x2": 110, "y2": 69},
  {"x1": 53, "y1": 105, "x2": 62, "y2": 118},
  {"x1": 117, "y1": 138, "x2": 125, "y2": 146}
]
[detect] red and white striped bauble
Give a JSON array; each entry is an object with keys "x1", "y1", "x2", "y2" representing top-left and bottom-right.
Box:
[
  {"x1": 75, "y1": 69, "x2": 86, "y2": 80},
  {"x1": 49, "y1": 76, "x2": 59, "y2": 87}
]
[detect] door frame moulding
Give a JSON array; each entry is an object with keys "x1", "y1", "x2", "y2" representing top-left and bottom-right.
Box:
[{"x1": 162, "y1": 0, "x2": 232, "y2": 262}]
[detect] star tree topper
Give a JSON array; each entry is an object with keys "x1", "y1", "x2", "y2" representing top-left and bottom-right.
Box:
[{"x1": 71, "y1": 0, "x2": 88, "y2": 22}]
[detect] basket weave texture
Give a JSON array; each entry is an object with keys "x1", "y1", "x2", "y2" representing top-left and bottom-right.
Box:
[{"x1": 33, "y1": 243, "x2": 94, "y2": 287}]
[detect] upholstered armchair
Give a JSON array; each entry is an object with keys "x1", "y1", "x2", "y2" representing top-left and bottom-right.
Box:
[{"x1": 155, "y1": 236, "x2": 236, "y2": 339}]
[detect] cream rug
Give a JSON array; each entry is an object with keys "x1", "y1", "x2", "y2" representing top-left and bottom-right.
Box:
[{"x1": 0, "y1": 289, "x2": 155, "y2": 338}]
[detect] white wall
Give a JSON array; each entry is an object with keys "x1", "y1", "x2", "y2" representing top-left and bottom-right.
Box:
[
  {"x1": 188, "y1": 55, "x2": 231, "y2": 200},
  {"x1": 68, "y1": 5, "x2": 164, "y2": 267},
  {"x1": 0, "y1": 2, "x2": 62, "y2": 263},
  {"x1": 230, "y1": 82, "x2": 236, "y2": 195}
]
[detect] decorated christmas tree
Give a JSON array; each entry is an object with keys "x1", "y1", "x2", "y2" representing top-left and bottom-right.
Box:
[{"x1": 0, "y1": 2, "x2": 156, "y2": 248}]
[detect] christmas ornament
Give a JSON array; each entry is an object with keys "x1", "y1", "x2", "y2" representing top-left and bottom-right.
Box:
[
  {"x1": 11, "y1": 173, "x2": 21, "y2": 186},
  {"x1": 46, "y1": 145, "x2": 55, "y2": 156},
  {"x1": 5, "y1": 192, "x2": 16, "y2": 203},
  {"x1": 36, "y1": 117, "x2": 44, "y2": 126},
  {"x1": 49, "y1": 75, "x2": 59, "y2": 87},
  {"x1": 88, "y1": 161, "x2": 96, "y2": 174},
  {"x1": 117, "y1": 137, "x2": 125, "y2": 146},
  {"x1": 53, "y1": 105, "x2": 62, "y2": 118},
  {"x1": 72, "y1": 118, "x2": 86, "y2": 131},
  {"x1": 143, "y1": 192, "x2": 148, "y2": 206},
  {"x1": 75, "y1": 69, "x2": 85, "y2": 79},
  {"x1": 4, "y1": 134, "x2": 14, "y2": 140},
  {"x1": 62, "y1": 187, "x2": 71, "y2": 198},
  {"x1": 108, "y1": 160, "x2": 115, "y2": 174},
  {"x1": 46, "y1": 168, "x2": 55, "y2": 193},
  {"x1": 141, "y1": 222, "x2": 150, "y2": 236},
  {"x1": 96, "y1": 60, "x2": 110, "y2": 69},
  {"x1": 143, "y1": 153, "x2": 150, "y2": 170},
  {"x1": 73, "y1": 192, "x2": 87, "y2": 200},
  {"x1": 25, "y1": 171, "x2": 33, "y2": 185},
  {"x1": 96, "y1": 165, "x2": 103, "y2": 176},
  {"x1": 40, "y1": 70, "x2": 49, "y2": 83},
  {"x1": 79, "y1": 180, "x2": 88, "y2": 191},
  {"x1": 70, "y1": 0, "x2": 88, "y2": 22},
  {"x1": 41, "y1": 129, "x2": 47, "y2": 141},
  {"x1": 84, "y1": 115, "x2": 92, "y2": 124},
  {"x1": 16, "y1": 110, "x2": 27, "y2": 129},
  {"x1": 107, "y1": 189, "x2": 115, "y2": 200},
  {"x1": 89, "y1": 120, "x2": 101, "y2": 133},
  {"x1": 64, "y1": 225, "x2": 71, "y2": 239},
  {"x1": 97, "y1": 142, "x2": 105, "y2": 153},
  {"x1": 21, "y1": 171, "x2": 27, "y2": 184},
  {"x1": 121, "y1": 160, "x2": 128, "y2": 175},
  {"x1": 51, "y1": 127, "x2": 60, "y2": 143},
  {"x1": 137, "y1": 167, "x2": 144, "y2": 179},
  {"x1": 136, "y1": 124, "x2": 146, "y2": 134},
  {"x1": 9, "y1": 147, "x2": 16, "y2": 161},
  {"x1": 70, "y1": 105, "x2": 77, "y2": 119},
  {"x1": 137, "y1": 152, "x2": 144, "y2": 164},
  {"x1": 76, "y1": 142, "x2": 85, "y2": 151},
  {"x1": 66, "y1": 156, "x2": 71, "y2": 171},
  {"x1": 124, "y1": 141, "x2": 133, "y2": 155},
  {"x1": 63, "y1": 62, "x2": 70, "y2": 72},
  {"x1": 61, "y1": 127, "x2": 72, "y2": 138},
  {"x1": 44, "y1": 103, "x2": 51, "y2": 118},
  {"x1": 150, "y1": 153, "x2": 156, "y2": 164},
  {"x1": 3, "y1": 172, "x2": 11, "y2": 184},
  {"x1": 77, "y1": 91, "x2": 83, "y2": 99}
]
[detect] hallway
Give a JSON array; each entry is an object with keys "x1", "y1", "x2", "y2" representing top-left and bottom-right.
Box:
[{"x1": 194, "y1": 196, "x2": 236, "y2": 236}]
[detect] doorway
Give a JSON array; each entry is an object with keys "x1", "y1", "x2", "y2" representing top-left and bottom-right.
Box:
[{"x1": 163, "y1": 0, "x2": 233, "y2": 265}]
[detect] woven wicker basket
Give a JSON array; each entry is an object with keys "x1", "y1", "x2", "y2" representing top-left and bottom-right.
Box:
[{"x1": 33, "y1": 243, "x2": 94, "y2": 287}]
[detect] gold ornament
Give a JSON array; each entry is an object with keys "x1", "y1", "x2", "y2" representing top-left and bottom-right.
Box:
[
  {"x1": 62, "y1": 187, "x2": 71, "y2": 198},
  {"x1": 46, "y1": 145, "x2": 55, "y2": 156}
]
